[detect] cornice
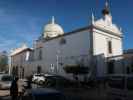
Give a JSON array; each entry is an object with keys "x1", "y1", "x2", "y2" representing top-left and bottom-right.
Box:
[{"x1": 93, "y1": 25, "x2": 123, "y2": 38}]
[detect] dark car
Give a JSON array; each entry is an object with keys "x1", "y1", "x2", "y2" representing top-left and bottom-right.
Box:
[
  {"x1": 23, "y1": 88, "x2": 65, "y2": 100},
  {"x1": 43, "y1": 75, "x2": 81, "y2": 89}
]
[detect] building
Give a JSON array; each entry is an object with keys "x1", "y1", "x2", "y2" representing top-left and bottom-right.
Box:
[
  {"x1": 123, "y1": 49, "x2": 133, "y2": 74},
  {"x1": 124, "y1": 49, "x2": 133, "y2": 54},
  {"x1": 10, "y1": 44, "x2": 32, "y2": 78},
  {"x1": 10, "y1": 1, "x2": 124, "y2": 79}
]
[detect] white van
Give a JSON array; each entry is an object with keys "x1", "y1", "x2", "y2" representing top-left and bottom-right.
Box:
[
  {"x1": 0, "y1": 74, "x2": 12, "y2": 89},
  {"x1": 32, "y1": 73, "x2": 45, "y2": 84},
  {"x1": 106, "y1": 74, "x2": 133, "y2": 100}
]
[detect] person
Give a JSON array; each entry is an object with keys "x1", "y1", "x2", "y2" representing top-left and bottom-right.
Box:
[
  {"x1": 10, "y1": 77, "x2": 19, "y2": 100},
  {"x1": 18, "y1": 79, "x2": 25, "y2": 100}
]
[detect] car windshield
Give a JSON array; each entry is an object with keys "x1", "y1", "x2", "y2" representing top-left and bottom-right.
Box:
[
  {"x1": 1, "y1": 76, "x2": 12, "y2": 81},
  {"x1": 34, "y1": 74, "x2": 44, "y2": 77},
  {"x1": 35, "y1": 75, "x2": 43, "y2": 77}
]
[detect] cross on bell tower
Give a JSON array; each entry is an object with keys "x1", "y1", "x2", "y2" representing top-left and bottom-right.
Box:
[
  {"x1": 102, "y1": 0, "x2": 112, "y2": 25},
  {"x1": 102, "y1": 0, "x2": 110, "y2": 15}
]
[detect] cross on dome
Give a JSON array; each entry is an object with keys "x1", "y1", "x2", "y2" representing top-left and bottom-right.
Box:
[{"x1": 52, "y1": 16, "x2": 55, "y2": 24}]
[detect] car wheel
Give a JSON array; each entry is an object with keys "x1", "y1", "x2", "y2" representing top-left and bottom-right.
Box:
[{"x1": 39, "y1": 80, "x2": 44, "y2": 85}]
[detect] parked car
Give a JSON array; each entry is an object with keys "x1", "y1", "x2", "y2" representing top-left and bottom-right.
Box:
[
  {"x1": 43, "y1": 75, "x2": 82, "y2": 89},
  {"x1": 106, "y1": 74, "x2": 133, "y2": 100},
  {"x1": 0, "y1": 74, "x2": 13, "y2": 89},
  {"x1": 0, "y1": 72, "x2": 5, "y2": 80},
  {"x1": 43, "y1": 75, "x2": 90, "y2": 100},
  {"x1": 32, "y1": 73, "x2": 45, "y2": 84},
  {"x1": 23, "y1": 88, "x2": 65, "y2": 100}
]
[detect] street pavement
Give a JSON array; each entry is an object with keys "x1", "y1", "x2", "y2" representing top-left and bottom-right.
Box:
[
  {"x1": 62, "y1": 87, "x2": 107, "y2": 100},
  {"x1": 0, "y1": 84, "x2": 107, "y2": 100},
  {"x1": 0, "y1": 90, "x2": 9, "y2": 97},
  {"x1": 0, "y1": 90, "x2": 10, "y2": 100}
]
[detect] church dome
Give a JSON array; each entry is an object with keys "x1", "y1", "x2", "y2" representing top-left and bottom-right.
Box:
[{"x1": 43, "y1": 16, "x2": 64, "y2": 38}]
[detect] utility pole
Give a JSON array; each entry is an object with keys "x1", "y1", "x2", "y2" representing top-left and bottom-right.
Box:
[
  {"x1": 56, "y1": 54, "x2": 59, "y2": 74},
  {"x1": 56, "y1": 50, "x2": 61, "y2": 74}
]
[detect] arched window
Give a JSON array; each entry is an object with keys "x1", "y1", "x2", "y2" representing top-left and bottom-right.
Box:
[{"x1": 38, "y1": 49, "x2": 42, "y2": 60}]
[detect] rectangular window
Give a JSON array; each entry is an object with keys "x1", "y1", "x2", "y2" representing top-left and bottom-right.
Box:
[
  {"x1": 108, "y1": 41, "x2": 112, "y2": 54},
  {"x1": 38, "y1": 49, "x2": 42, "y2": 60}
]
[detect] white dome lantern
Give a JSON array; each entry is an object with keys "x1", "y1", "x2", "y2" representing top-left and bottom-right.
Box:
[{"x1": 43, "y1": 16, "x2": 64, "y2": 38}]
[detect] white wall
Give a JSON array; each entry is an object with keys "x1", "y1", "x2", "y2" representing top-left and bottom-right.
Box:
[
  {"x1": 93, "y1": 28, "x2": 123, "y2": 57},
  {"x1": 31, "y1": 29, "x2": 91, "y2": 77}
]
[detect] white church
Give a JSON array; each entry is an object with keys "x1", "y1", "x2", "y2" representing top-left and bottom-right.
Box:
[{"x1": 10, "y1": 1, "x2": 124, "y2": 80}]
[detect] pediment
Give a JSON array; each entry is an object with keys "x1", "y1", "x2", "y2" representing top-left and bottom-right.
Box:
[{"x1": 94, "y1": 18, "x2": 122, "y2": 35}]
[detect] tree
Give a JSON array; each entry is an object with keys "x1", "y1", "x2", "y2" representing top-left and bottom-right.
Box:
[{"x1": 0, "y1": 51, "x2": 8, "y2": 72}]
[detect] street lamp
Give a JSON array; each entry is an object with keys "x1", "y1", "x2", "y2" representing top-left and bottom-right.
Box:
[
  {"x1": 8, "y1": 55, "x2": 11, "y2": 75},
  {"x1": 9, "y1": 49, "x2": 14, "y2": 75},
  {"x1": 56, "y1": 50, "x2": 60, "y2": 74}
]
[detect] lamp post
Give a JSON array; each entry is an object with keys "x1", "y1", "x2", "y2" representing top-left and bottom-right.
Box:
[
  {"x1": 8, "y1": 55, "x2": 11, "y2": 75},
  {"x1": 9, "y1": 49, "x2": 13, "y2": 75},
  {"x1": 56, "y1": 55, "x2": 59, "y2": 73},
  {"x1": 56, "y1": 50, "x2": 60, "y2": 74}
]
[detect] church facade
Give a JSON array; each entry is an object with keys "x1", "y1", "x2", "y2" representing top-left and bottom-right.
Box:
[{"x1": 10, "y1": 2, "x2": 123, "y2": 79}]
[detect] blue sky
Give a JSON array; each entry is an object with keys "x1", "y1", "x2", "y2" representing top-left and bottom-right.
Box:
[{"x1": 0, "y1": 0, "x2": 132, "y2": 52}]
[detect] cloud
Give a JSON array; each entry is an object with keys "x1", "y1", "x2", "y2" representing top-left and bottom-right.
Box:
[{"x1": 0, "y1": 36, "x2": 19, "y2": 52}]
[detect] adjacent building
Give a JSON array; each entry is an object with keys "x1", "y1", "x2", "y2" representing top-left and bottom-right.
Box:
[{"x1": 10, "y1": 44, "x2": 32, "y2": 78}]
